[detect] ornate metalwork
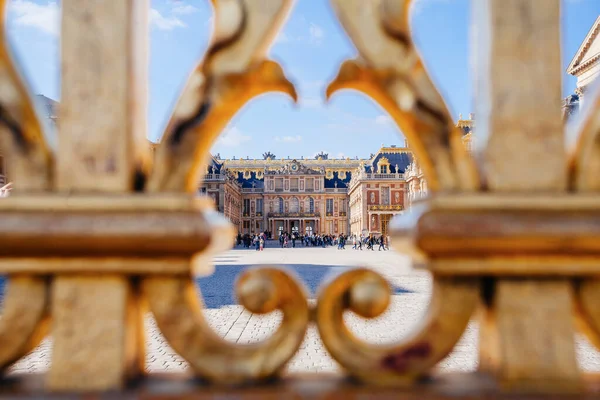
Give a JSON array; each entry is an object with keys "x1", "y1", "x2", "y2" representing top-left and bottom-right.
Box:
[
  {"x1": 148, "y1": 0, "x2": 297, "y2": 192},
  {"x1": 0, "y1": 0, "x2": 599, "y2": 396}
]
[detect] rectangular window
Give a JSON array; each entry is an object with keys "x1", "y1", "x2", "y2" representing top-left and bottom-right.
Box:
[
  {"x1": 381, "y1": 165, "x2": 388, "y2": 173},
  {"x1": 326, "y1": 199, "x2": 333, "y2": 214},
  {"x1": 275, "y1": 178, "x2": 283, "y2": 191},
  {"x1": 290, "y1": 178, "x2": 299, "y2": 190},
  {"x1": 243, "y1": 199, "x2": 250, "y2": 215},
  {"x1": 340, "y1": 200, "x2": 347, "y2": 213},
  {"x1": 381, "y1": 187, "x2": 390, "y2": 205},
  {"x1": 256, "y1": 199, "x2": 263, "y2": 214},
  {"x1": 306, "y1": 178, "x2": 314, "y2": 190}
]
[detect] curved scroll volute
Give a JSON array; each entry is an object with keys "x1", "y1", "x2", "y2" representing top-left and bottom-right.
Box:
[
  {"x1": 148, "y1": 0, "x2": 297, "y2": 193},
  {"x1": 0, "y1": 276, "x2": 49, "y2": 369},
  {"x1": 567, "y1": 81, "x2": 600, "y2": 191},
  {"x1": 144, "y1": 267, "x2": 309, "y2": 384},
  {"x1": 0, "y1": 0, "x2": 53, "y2": 191},
  {"x1": 569, "y1": 82, "x2": 600, "y2": 349},
  {"x1": 316, "y1": 269, "x2": 479, "y2": 385},
  {"x1": 325, "y1": 0, "x2": 478, "y2": 192}
]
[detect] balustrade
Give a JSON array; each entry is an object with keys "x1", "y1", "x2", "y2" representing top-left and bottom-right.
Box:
[{"x1": 0, "y1": 0, "x2": 598, "y2": 398}]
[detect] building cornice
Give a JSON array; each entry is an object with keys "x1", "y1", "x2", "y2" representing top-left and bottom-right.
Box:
[
  {"x1": 569, "y1": 53, "x2": 600, "y2": 77},
  {"x1": 567, "y1": 15, "x2": 600, "y2": 75}
]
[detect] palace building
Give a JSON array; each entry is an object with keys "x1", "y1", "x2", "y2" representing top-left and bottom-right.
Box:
[
  {"x1": 200, "y1": 115, "x2": 475, "y2": 238},
  {"x1": 201, "y1": 150, "x2": 399, "y2": 238},
  {"x1": 564, "y1": 15, "x2": 600, "y2": 120}
]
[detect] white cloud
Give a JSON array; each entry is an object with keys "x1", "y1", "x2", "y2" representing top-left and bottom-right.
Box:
[
  {"x1": 150, "y1": 8, "x2": 186, "y2": 31},
  {"x1": 275, "y1": 135, "x2": 302, "y2": 143},
  {"x1": 8, "y1": 0, "x2": 59, "y2": 36},
  {"x1": 217, "y1": 127, "x2": 251, "y2": 147},
  {"x1": 171, "y1": 3, "x2": 199, "y2": 15}
]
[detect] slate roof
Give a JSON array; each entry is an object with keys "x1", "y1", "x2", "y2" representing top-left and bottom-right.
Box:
[
  {"x1": 365, "y1": 150, "x2": 412, "y2": 173},
  {"x1": 237, "y1": 171, "x2": 265, "y2": 189},
  {"x1": 324, "y1": 171, "x2": 352, "y2": 188}
]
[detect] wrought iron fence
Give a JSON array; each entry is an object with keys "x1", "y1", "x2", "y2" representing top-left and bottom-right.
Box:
[{"x1": 0, "y1": 0, "x2": 598, "y2": 397}]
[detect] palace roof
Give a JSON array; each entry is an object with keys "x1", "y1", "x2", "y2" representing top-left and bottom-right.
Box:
[
  {"x1": 567, "y1": 15, "x2": 600, "y2": 76},
  {"x1": 364, "y1": 146, "x2": 412, "y2": 174}
]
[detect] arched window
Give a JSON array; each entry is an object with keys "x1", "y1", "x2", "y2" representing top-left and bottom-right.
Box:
[
  {"x1": 305, "y1": 197, "x2": 314, "y2": 213},
  {"x1": 278, "y1": 197, "x2": 284, "y2": 213},
  {"x1": 290, "y1": 197, "x2": 299, "y2": 213}
]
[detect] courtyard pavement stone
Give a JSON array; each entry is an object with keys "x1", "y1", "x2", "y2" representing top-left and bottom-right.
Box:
[{"x1": 7, "y1": 243, "x2": 600, "y2": 375}]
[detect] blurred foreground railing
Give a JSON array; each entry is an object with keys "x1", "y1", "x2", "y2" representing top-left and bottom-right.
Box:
[{"x1": 0, "y1": 0, "x2": 599, "y2": 398}]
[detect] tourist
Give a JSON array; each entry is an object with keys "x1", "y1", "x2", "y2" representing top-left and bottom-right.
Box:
[
  {"x1": 254, "y1": 234, "x2": 260, "y2": 251},
  {"x1": 378, "y1": 235, "x2": 386, "y2": 251},
  {"x1": 259, "y1": 234, "x2": 264, "y2": 251}
]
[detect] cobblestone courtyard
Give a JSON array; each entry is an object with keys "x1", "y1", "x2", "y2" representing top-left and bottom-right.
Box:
[{"x1": 10, "y1": 244, "x2": 600, "y2": 375}]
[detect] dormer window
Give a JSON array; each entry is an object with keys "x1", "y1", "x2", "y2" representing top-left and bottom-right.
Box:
[{"x1": 377, "y1": 156, "x2": 390, "y2": 173}]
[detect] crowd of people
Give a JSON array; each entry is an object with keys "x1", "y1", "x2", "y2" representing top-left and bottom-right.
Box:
[
  {"x1": 237, "y1": 232, "x2": 267, "y2": 251},
  {"x1": 350, "y1": 234, "x2": 388, "y2": 251},
  {"x1": 235, "y1": 231, "x2": 389, "y2": 251}
]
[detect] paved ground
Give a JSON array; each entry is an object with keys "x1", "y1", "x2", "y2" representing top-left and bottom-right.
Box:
[{"x1": 8, "y1": 243, "x2": 600, "y2": 374}]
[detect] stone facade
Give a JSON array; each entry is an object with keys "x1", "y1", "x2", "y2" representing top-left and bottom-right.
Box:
[
  {"x1": 565, "y1": 15, "x2": 600, "y2": 119},
  {"x1": 347, "y1": 147, "x2": 410, "y2": 237},
  {"x1": 201, "y1": 152, "x2": 386, "y2": 237},
  {"x1": 202, "y1": 163, "x2": 243, "y2": 230},
  {"x1": 201, "y1": 117, "x2": 472, "y2": 238}
]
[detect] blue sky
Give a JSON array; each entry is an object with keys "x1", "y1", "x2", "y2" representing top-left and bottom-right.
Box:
[{"x1": 6, "y1": 0, "x2": 600, "y2": 159}]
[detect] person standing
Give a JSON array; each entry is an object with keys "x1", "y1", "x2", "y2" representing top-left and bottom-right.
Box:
[{"x1": 378, "y1": 235, "x2": 386, "y2": 251}]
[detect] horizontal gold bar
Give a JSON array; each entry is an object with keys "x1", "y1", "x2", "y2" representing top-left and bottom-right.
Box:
[
  {"x1": 0, "y1": 194, "x2": 214, "y2": 212},
  {"x1": 0, "y1": 210, "x2": 213, "y2": 257},
  {"x1": 426, "y1": 257, "x2": 600, "y2": 276},
  {"x1": 425, "y1": 193, "x2": 600, "y2": 211},
  {"x1": 0, "y1": 258, "x2": 194, "y2": 275}
]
